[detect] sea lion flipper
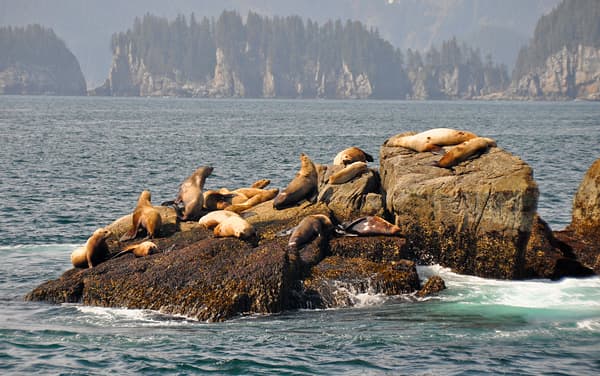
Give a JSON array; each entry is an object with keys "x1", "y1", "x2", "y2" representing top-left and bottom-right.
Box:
[
  {"x1": 429, "y1": 145, "x2": 444, "y2": 154},
  {"x1": 276, "y1": 226, "x2": 298, "y2": 237}
]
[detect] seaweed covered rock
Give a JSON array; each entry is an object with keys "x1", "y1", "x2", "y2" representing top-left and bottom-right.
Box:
[
  {"x1": 303, "y1": 256, "x2": 420, "y2": 308},
  {"x1": 525, "y1": 215, "x2": 594, "y2": 279},
  {"x1": 554, "y1": 158, "x2": 600, "y2": 274},
  {"x1": 380, "y1": 143, "x2": 539, "y2": 279}
]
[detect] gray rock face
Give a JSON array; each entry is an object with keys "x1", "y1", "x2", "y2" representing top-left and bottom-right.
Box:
[
  {"x1": 0, "y1": 62, "x2": 86, "y2": 96},
  {"x1": 509, "y1": 45, "x2": 600, "y2": 100},
  {"x1": 380, "y1": 143, "x2": 539, "y2": 279}
]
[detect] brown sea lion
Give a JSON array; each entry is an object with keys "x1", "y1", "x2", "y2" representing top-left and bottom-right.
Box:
[
  {"x1": 288, "y1": 214, "x2": 333, "y2": 250},
  {"x1": 333, "y1": 147, "x2": 374, "y2": 165},
  {"x1": 198, "y1": 210, "x2": 241, "y2": 228},
  {"x1": 328, "y1": 161, "x2": 368, "y2": 185},
  {"x1": 342, "y1": 216, "x2": 402, "y2": 236},
  {"x1": 112, "y1": 241, "x2": 158, "y2": 259},
  {"x1": 203, "y1": 190, "x2": 236, "y2": 211},
  {"x1": 166, "y1": 166, "x2": 213, "y2": 221},
  {"x1": 213, "y1": 215, "x2": 256, "y2": 240},
  {"x1": 250, "y1": 179, "x2": 271, "y2": 189},
  {"x1": 225, "y1": 188, "x2": 279, "y2": 213},
  {"x1": 386, "y1": 128, "x2": 478, "y2": 152},
  {"x1": 273, "y1": 153, "x2": 318, "y2": 209},
  {"x1": 120, "y1": 190, "x2": 162, "y2": 241},
  {"x1": 71, "y1": 228, "x2": 112, "y2": 268},
  {"x1": 435, "y1": 137, "x2": 497, "y2": 169}
]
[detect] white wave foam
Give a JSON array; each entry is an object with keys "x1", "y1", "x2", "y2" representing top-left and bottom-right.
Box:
[
  {"x1": 70, "y1": 305, "x2": 197, "y2": 326},
  {"x1": 576, "y1": 319, "x2": 600, "y2": 332},
  {"x1": 417, "y1": 265, "x2": 600, "y2": 312}
]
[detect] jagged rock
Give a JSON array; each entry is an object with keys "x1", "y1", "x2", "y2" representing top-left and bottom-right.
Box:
[
  {"x1": 525, "y1": 215, "x2": 594, "y2": 279},
  {"x1": 509, "y1": 45, "x2": 600, "y2": 100},
  {"x1": 317, "y1": 165, "x2": 384, "y2": 220},
  {"x1": 553, "y1": 158, "x2": 600, "y2": 274},
  {"x1": 302, "y1": 256, "x2": 420, "y2": 309},
  {"x1": 416, "y1": 275, "x2": 446, "y2": 298},
  {"x1": 380, "y1": 143, "x2": 539, "y2": 279},
  {"x1": 329, "y1": 236, "x2": 408, "y2": 262}
]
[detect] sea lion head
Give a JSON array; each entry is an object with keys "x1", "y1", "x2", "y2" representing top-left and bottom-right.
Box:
[
  {"x1": 93, "y1": 227, "x2": 112, "y2": 239},
  {"x1": 138, "y1": 190, "x2": 152, "y2": 205}
]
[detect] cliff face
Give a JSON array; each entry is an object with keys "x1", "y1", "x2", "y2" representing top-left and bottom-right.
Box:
[
  {"x1": 92, "y1": 43, "x2": 375, "y2": 99},
  {"x1": 509, "y1": 45, "x2": 600, "y2": 100}
]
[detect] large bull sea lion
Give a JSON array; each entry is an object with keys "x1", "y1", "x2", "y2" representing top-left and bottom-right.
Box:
[
  {"x1": 341, "y1": 216, "x2": 402, "y2": 236},
  {"x1": 273, "y1": 153, "x2": 318, "y2": 209}
]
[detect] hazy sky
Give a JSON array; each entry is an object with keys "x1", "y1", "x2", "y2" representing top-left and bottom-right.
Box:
[{"x1": 0, "y1": 0, "x2": 560, "y2": 87}]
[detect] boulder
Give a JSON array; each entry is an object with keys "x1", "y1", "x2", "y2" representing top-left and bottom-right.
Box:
[
  {"x1": 316, "y1": 164, "x2": 384, "y2": 220},
  {"x1": 525, "y1": 215, "x2": 594, "y2": 279},
  {"x1": 302, "y1": 256, "x2": 420, "y2": 308},
  {"x1": 380, "y1": 144, "x2": 539, "y2": 279},
  {"x1": 553, "y1": 158, "x2": 600, "y2": 274},
  {"x1": 416, "y1": 275, "x2": 446, "y2": 298}
]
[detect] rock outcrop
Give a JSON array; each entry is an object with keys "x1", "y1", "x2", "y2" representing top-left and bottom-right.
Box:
[
  {"x1": 508, "y1": 45, "x2": 600, "y2": 100},
  {"x1": 554, "y1": 158, "x2": 600, "y2": 274},
  {"x1": 380, "y1": 143, "x2": 539, "y2": 279}
]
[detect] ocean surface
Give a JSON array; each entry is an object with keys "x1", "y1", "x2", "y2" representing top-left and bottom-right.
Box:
[{"x1": 1, "y1": 96, "x2": 599, "y2": 375}]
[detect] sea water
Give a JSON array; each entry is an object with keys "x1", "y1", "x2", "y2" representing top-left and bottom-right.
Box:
[{"x1": 1, "y1": 96, "x2": 599, "y2": 374}]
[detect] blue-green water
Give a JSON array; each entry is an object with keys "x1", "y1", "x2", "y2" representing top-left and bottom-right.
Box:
[{"x1": 1, "y1": 96, "x2": 599, "y2": 375}]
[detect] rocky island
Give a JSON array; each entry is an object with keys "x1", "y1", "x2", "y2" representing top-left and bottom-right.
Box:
[{"x1": 26, "y1": 130, "x2": 598, "y2": 322}]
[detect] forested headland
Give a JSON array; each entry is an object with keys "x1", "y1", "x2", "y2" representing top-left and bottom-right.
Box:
[
  {"x1": 0, "y1": 24, "x2": 86, "y2": 95},
  {"x1": 93, "y1": 11, "x2": 508, "y2": 99}
]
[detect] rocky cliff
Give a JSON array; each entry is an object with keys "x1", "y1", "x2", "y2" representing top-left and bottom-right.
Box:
[
  {"x1": 0, "y1": 25, "x2": 87, "y2": 96},
  {"x1": 508, "y1": 45, "x2": 600, "y2": 100}
]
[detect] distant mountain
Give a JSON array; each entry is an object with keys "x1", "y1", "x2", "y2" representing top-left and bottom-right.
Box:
[
  {"x1": 0, "y1": 24, "x2": 86, "y2": 95},
  {"x1": 508, "y1": 0, "x2": 600, "y2": 100},
  {"x1": 93, "y1": 11, "x2": 508, "y2": 99},
  {"x1": 0, "y1": 0, "x2": 559, "y2": 87}
]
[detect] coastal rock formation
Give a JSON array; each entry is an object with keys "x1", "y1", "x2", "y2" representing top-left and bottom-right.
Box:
[
  {"x1": 554, "y1": 158, "x2": 600, "y2": 274},
  {"x1": 380, "y1": 143, "x2": 539, "y2": 279},
  {"x1": 0, "y1": 25, "x2": 86, "y2": 96},
  {"x1": 509, "y1": 45, "x2": 600, "y2": 100}
]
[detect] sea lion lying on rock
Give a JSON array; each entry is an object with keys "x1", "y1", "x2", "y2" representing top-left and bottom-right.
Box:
[
  {"x1": 328, "y1": 161, "x2": 368, "y2": 185},
  {"x1": 112, "y1": 241, "x2": 158, "y2": 259},
  {"x1": 340, "y1": 216, "x2": 402, "y2": 236},
  {"x1": 71, "y1": 228, "x2": 112, "y2": 268},
  {"x1": 435, "y1": 137, "x2": 497, "y2": 169},
  {"x1": 273, "y1": 153, "x2": 318, "y2": 209},
  {"x1": 120, "y1": 190, "x2": 162, "y2": 241},
  {"x1": 204, "y1": 179, "x2": 278, "y2": 212},
  {"x1": 386, "y1": 128, "x2": 477, "y2": 152},
  {"x1": 199, "y1": 210, "x2": 256, "y2": 240},
  {"x1": 333, "y1": 147, "x2": 373, "y2": 165},
  {"x1": 288, "y1": 214, "x2": 333, "y2": 250}
]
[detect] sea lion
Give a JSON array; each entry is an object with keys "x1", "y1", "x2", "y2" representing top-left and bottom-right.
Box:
[
  {"x1": 112, "y1": 241, "x2": 158, "y2": 259},
  {"x1": 342, "y1": 216, "x2": 402, "y2": 236},
  {"x1": 435, "y1": 137, "x2": 497, "y2": 169},
  {"x1": 328, "y1": 161, "x2": 368, "y2": 185},
  {"x1": 386, "y1": 128, "x2": 478, "y2": 152},
  {"x1": 333, "y1": 147, "x2": 374, "y2": 166},
  {"x1": 288, "y1": 214, "x2": 333, "y2": 250},
  {"x1": 213, "y1": 215, "x2": 256, "y2": 240},
  {"x1": 120, "y1": 190, "x2": 162, "y2": 241},
  {"x1": 203, "y1": 190, "x2": 236, "y2": 211},
  {"x1": 198, "y1": 210, "x2": 241, "y2": 228},
  {"x1": 166, "y1": 166, "x2": 213, "y2": 221},
  {"x1": 273, "y1": 153, "x2": 318, "y2": 209},
  {"x1": 71, "y1": 228, "x2": 112, "y2": 268},
  {"x1": 251, "y1": 179, "x2": 271, "y2": 189},
  {"x1": 225, "y1": 188, "x2": 279, "y2": 213}
]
